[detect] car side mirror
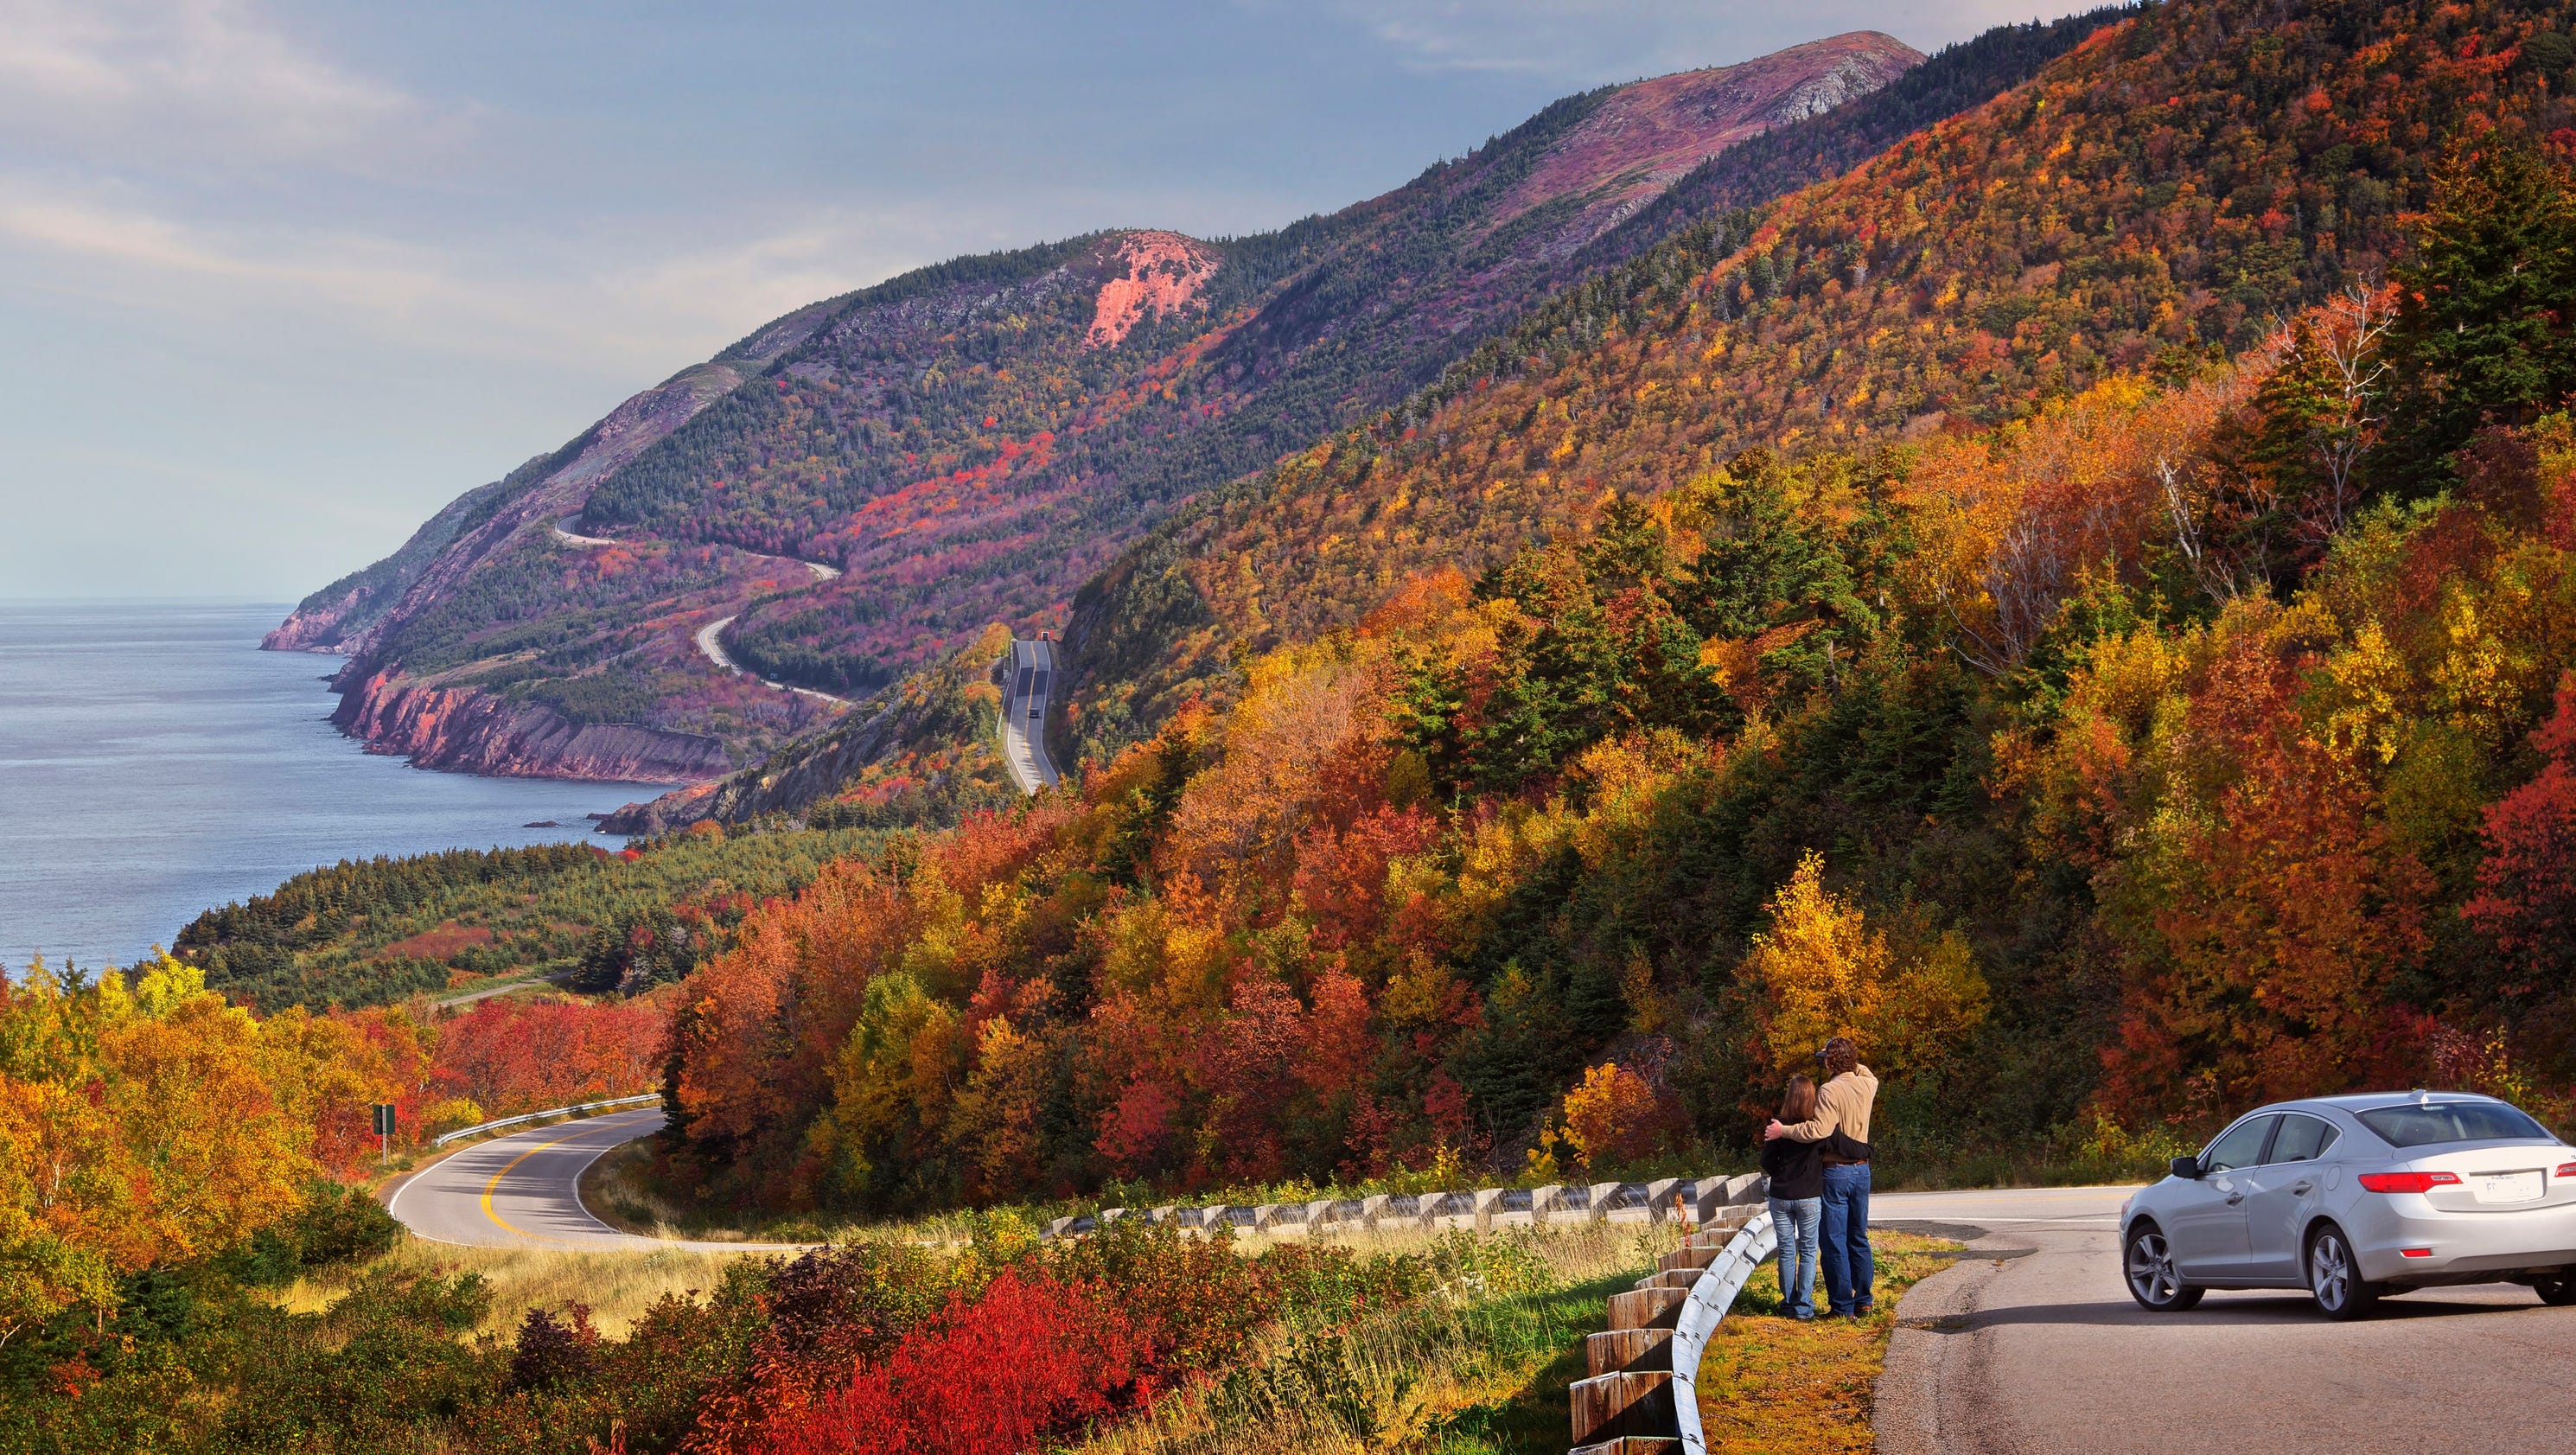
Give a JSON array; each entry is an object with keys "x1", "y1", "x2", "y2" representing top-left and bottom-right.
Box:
[{"x1": 2170, "y1": 1155, "x2": 2203, "y2": 1180}]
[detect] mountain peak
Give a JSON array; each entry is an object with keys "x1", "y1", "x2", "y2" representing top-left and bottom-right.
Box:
[{"x1": 1492, "y1": 30, "x2": 1924, "y2": 236}]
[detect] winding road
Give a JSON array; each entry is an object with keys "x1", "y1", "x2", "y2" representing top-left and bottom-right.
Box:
[
  {"x1": 553, "y1": 514, "x2": 851, "y2": 707},
  {"x1": 1001, "y1": 637, "x2": 1060, "y2": 792},
  {"x1": 386, "y1": 1107, "x2": 804, "y2": 1251},
  {"x1": 1871, "y1": 1184, "x2": 2576, "y2": 1454}
]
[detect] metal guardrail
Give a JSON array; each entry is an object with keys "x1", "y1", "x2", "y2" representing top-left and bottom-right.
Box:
[
  {"x1": 430, "y1": 1093, "x2": 660, "y2": 1148},
  {"x1": 1672, "y1": 1207, "x2": 1778, "y2": 1454},
  {"x1": 1565, "y1": 1172, "x2": 1771, "y2": 1452},
  {"x1": 1041, "y1": 1175, "x2": 1744, "y2": 1240}
]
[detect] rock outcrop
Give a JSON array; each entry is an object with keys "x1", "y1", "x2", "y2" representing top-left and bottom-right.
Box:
[
  {"x1": 1491, "y1": 32, "x2": 1922, "y2": 250},
  {"x1": 334, "y1": 670, "x2": 730, "y2": 782}
]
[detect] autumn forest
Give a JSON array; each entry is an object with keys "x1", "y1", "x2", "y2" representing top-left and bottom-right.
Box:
[{"x1": 14, "y1": 1, "x2": 2576, "y2": 1450}]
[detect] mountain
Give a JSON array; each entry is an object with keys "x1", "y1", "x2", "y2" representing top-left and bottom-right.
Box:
[
  {"x1": 595, "y1": 16, "x2": 2143, "y2": 831},
  {"x1": 276, "y1": 32, "x2": 1922, "y2": 782},
  {"x1": 1053, "y1": 0, "x2": 2555, "y2": 760}
]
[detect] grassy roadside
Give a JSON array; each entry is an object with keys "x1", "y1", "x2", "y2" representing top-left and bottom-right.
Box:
[
  {"x1": 265, "y1": 1237, "x2": 770, "y2": 1339},
  {"x1": 1072, "y1": 1222, "x2": 1680, "y2": 1455},
  {"x1": 1066, "y1": 1226, "x2": 1960, "y2": 1455},
  {"x1": 1692, "y1": 1231, "x2": 1962, "y2": 1455}
]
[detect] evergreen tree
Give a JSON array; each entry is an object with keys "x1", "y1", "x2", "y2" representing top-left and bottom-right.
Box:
[{"x1": 2389, "y1": 134, "x2": 2576, "y2": 481}]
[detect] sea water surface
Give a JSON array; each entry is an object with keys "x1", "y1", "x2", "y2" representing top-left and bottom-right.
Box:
[{"x1": 0, "y1": 601, "x2": 669, "y2": 973}]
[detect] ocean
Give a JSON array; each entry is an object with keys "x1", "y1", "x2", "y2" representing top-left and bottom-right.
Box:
[{"x1": 0, "y1": 600, "x2": 668, "y2": 973}]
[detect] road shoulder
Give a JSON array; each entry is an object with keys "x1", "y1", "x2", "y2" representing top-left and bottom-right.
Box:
[{"x1": 1873, "y1": 1222, "x2": 2033, "y2": 1455}]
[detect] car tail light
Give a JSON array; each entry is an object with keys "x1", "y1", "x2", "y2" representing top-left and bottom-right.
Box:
[
  {"x1": 2557, "y1": 1163, "x2": 2576, "y2": 1179},
  {"x1": 2357, "y1": 1171, "x2": 2464, "y2": 1193}
]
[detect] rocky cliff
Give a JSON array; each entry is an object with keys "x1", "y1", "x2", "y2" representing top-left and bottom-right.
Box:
[{"x1": 334, "y1": 669, "x2": 731, "y2": 782}]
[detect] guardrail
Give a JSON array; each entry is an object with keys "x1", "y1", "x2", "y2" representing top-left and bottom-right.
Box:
[
  {"x1": 430, "y1": 1093, "x2": 660, "y2": 1148},
  {"x1": 1040, "y1": 1175, "x2": 1756, "y2": 1241},
  {"x1": 1569, "y1": 1173, "x2": 1773, "y2": 1452}
]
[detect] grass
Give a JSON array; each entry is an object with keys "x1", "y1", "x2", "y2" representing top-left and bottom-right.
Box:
[
  {"x1": 1066, "y1": 1225, "x2": 1962, "y2": 1455},
  {"x1": 1690, "y1": 1231, "x2": 1962, "y2": 1455},
  {"x1": 266, "y1": 1236, "x2": 773, "y2": 1340},
  {"x1": 1070, "y1": 1220, "x2": 1681, "y2": 1455}
]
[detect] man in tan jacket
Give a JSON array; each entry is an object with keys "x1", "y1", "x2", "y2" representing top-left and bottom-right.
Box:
[{"x1": 1763, "y1": 1037, "x2": 1878, "y2": 1316}]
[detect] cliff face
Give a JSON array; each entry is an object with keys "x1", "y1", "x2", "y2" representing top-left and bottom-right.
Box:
[{"x1": 334, "y1": 670, "x2": 730, "y2": 782}]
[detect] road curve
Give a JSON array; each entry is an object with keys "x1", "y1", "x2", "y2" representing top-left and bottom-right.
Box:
[
  {"x1": 1001, "y1": 637, "x2": 1060, "y2": 794},
  {"x1": 552, "y1": 513, "x2": 848, "y2": 707},
  {"x1": 693, "y1": 614, "x2": 851, "y2": 707},
  {"x1": 1872, "y1": 1184, "x2": 2573, "y2": 1454},
  {"x1": 552, "y1": 514, "x2": 621, "y2": 548},
  {"x1": 386, "y1": 1107, "x2": 804, "y2": 1252}
]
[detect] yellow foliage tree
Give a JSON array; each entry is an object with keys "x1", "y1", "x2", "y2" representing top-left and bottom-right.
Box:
[
  {"x1": 0, "y1": 956, "x2": 320, "y2": 1343},
  {"x1": 1556, "y1": 1061, "x2": 1671, "y2": 1174},
  {"x1": 1742, "y1": 852, "x2": 1989, "y2": 1080}
]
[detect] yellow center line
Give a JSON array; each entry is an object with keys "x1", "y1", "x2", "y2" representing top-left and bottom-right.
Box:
[{"x1": 478, "y1": 1114, "x2": 646, "y2": 1242}]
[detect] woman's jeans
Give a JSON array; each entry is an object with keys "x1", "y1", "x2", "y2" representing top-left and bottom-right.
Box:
[
  {"x1": 1769, "y1": 1196, "x2": 1822, "y2": 1318},
  {"x1": 1819, "y1": 1161, "x2": 1875, "y2": 1315}
]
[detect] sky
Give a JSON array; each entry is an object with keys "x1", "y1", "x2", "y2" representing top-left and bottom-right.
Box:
[{"x1": 0, "y1": 0, "x2": 2098, "y2": 603}]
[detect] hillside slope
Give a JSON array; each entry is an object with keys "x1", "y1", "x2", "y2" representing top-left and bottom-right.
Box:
[
  {"x1": 604, "y1": 15, "x2": 2152, "y2": 829},
  {"x1": 1059, "y1": 0, "x2": 2576, "y2": 758},
  {"x1": 278, "y1": 33, "x2": 1921, "y2": 782},
  {"x1": 628, "y1": 0, "x2": 2576, "y2": 1216}
]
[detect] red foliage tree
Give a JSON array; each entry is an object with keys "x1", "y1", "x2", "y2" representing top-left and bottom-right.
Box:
[
  {"x1": 2464, "y1": 673, "x2": 2576, "y2": 1047},
  {"x1": 431, "y1": 998, "x2": 663, "y2": 1117}
]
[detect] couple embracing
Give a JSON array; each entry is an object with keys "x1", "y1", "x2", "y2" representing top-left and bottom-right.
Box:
[{"x1": 1757, "y1": 1036, "x2": 1878, "y2": 1320}]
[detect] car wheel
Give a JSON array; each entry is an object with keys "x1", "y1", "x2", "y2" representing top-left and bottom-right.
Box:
[
  {"x1": 2307, "y1": 1225, "x2": 2379, "y2": 1321},
  {"x1": 2535, "y1": 1276, "x2": 2576, "y2": 1306},
  {"x1": 2124, "y1": 1223, "x2": 2203, "y2": 1311}
]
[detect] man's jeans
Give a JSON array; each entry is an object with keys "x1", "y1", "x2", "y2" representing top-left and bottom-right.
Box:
[
  {"x1": 1768, "y1": 1196, "x2": 1821, "y2": 1318},
  {"x1": 1818, "y1": 1162, "x2": 1875, "y2": 1315}
]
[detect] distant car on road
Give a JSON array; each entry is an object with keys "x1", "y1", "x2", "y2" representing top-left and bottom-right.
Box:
[{"x1": 2120, "y1": 1091, "x2": 2576, "y2": 1319}]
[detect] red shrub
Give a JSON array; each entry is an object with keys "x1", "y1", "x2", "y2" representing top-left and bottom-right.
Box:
[{"x1": 752, "y1": 1269, "x2": 1145, "y2": 1455}]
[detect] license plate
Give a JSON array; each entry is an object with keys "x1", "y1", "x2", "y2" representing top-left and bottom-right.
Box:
[{"x1": 2475, "y1": 1171, "x2": 2544, "y2": 1203}]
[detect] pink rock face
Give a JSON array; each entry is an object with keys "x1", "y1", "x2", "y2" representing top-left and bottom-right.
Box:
[
  {"x1": 263, "y1": 588, "x2": 363, "y2": 653},
  {"x1": 335, "y1": 670, "x2": 731, "y2": 783},
  {"x1": 1086, "y1": 232, "x2": 1222, "y2": 348},
  {"x1": 1491, "y1": 32, "x2": 1923, "y2": 240}
]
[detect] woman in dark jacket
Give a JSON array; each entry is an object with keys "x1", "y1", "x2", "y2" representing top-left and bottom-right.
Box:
[{"x1": 1759, "y1": 1075, "x2": 1871, "y2": 1318}]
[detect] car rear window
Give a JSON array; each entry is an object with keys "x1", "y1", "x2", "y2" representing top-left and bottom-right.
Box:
[{"x1": 2356, "y1": 1101, "x2": 2549, "y2": 1147}]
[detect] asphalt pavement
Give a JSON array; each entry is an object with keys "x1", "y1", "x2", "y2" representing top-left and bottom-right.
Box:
[
  {"x1": 1871, "y1": 1184, "x2": 2573, "y2": 1454},
  {"x1": 385, "y1": 1107, "x2": 801, "y2": 1252},
  {"x1": 1002, "y1": 637, "x2": 1059, "y2": 792}
]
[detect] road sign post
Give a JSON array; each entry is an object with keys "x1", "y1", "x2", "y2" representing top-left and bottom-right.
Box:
[{"x1": 372, "y1": 1102, "x2": 397, "y2": 1165}]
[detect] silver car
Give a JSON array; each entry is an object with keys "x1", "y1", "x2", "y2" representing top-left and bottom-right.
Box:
[{"x1": 2119, "y1": 1091, "x2": 2576, "y2": 1319}]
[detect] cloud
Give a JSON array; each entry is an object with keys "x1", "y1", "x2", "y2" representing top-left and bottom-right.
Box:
[
  {"x1": 1332, "y1": 1, "x2": 2095, "y2": 80},
  {"x1": 0, "y1": 0, "x2": 456, "y2": 175},
  {"x1": 0, "y1": 177, "x2": 1045, "y2": 378}
]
